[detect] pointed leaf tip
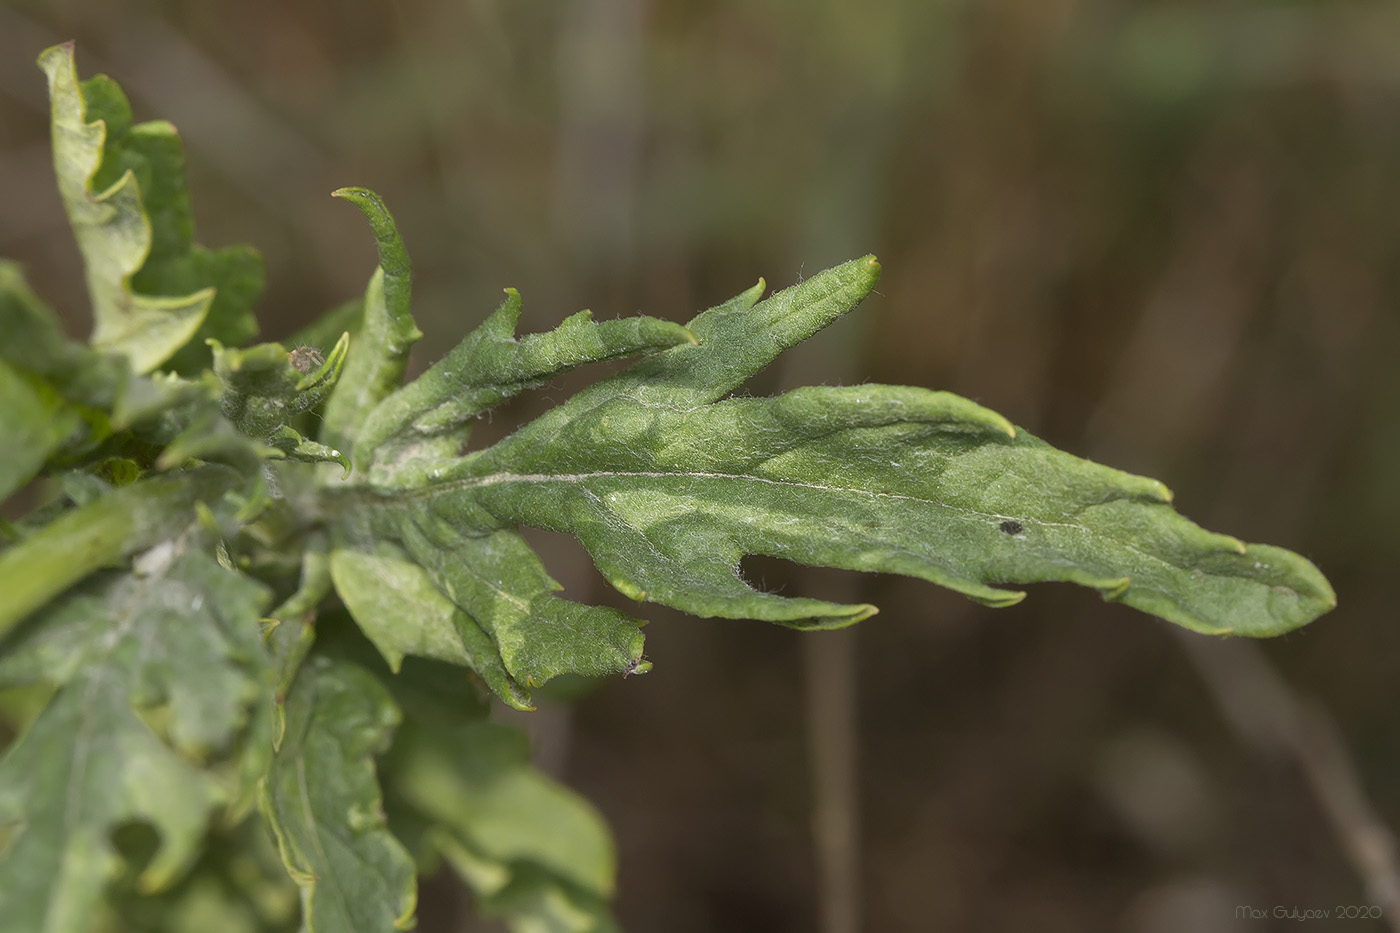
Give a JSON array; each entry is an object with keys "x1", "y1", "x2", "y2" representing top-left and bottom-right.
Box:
[
  {"x1": 332, "y1": 186, "x2": 411, "y2": 280},
  {"x1": 321, "y1": 189, "x2": 420, "y2": 452}
]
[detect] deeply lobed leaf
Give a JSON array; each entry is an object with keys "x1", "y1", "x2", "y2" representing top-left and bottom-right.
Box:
[
  {"x1": 38, "y1": 44, "x2": 261, "y2": 374},
  {"x1": 329, "y1": 255, "x2": 1334, "y2": 709},
  {"x1": 329, "y1": 528, "x2": 536, "y2": 710},
  {"x1": 353, "y1": 289, "x2": 696, "y2": 477}
]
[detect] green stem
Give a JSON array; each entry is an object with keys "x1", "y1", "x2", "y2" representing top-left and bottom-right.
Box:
[{"x1": 0, "y1": 466, "x2": 239, "y2": 635}]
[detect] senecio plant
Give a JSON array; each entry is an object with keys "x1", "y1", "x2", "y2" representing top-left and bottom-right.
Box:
[{"x1": 0, "y1": 44, "x2": 1334, "y2": 933}]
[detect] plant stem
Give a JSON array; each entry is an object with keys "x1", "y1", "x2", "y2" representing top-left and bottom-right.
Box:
[{"x1": 0, "y1": 466, "x2": 238, "y2": 635}]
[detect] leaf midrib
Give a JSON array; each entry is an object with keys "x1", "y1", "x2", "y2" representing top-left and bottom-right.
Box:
[
  {"x1": 374, "y1": 467, "x2": 1062, "y2": 527},
  {"x1": 345, "y1": 469, "x2": 1229, "y2": 601},
  {"x1": 341, "y1": 463, "x2": 1319, "y2": 632}
]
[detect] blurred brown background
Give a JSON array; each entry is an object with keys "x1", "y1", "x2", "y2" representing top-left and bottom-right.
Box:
[{"x1": 2, "y1": 1, "x2": 1397, "y2": 931}]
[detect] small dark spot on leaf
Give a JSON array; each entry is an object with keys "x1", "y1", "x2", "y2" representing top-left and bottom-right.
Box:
[{"x1": 999, "y1": 520, "x2": 1023, "y2": 535}]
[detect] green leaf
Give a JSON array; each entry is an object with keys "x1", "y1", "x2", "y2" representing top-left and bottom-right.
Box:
[
  {"x1": 396, "y1": 525, "x2": 646, "y2": 688},
  {"x1": 380, "y1": 667, "x2": 617, "y2": 933},
  {"x1": 0, "y1": 262, "x2": 208, "y2": 467},
  {"x1": 0, "y1": 542, "x2": 271, "y2": 933},
  {"x1": 0, "y1": 467, "x2": 243, "y2": 637},
  {"x1": 258, "y1": 656, "x2": 416, "y2": 933},
  {"x1": 268, "y1": 426, "x2": 351, "y2": 474},
  {"x1": 328, "y1": 525, "x2": 534, "y2": 710},
  {"x1": 394, "y1": 722, "x2": 614, "y2": 901},
  {"x1": 0, "y1": 260, "x2": 129, "y2": 415},
  {"x1": 0, "y1": 359, "x2": 80, "y2": 502},
  {"x1": 318, "y1": 189, "x2": 695, "y2": 475},
  {"x1": 333, "y1": 455, "x2": 649, "y2": 697},
  {"x1": 212, "y1": 334, "x2": 349, "y2": 439},
  {"x1": 466, "y1": 259, "x2": 1333, "y2": 636},
  {"x1": 38, "y1": 44, "x2": 262, "y2": 374},
  {"x1": 354, "y1": 289, "x2": 695, "y2": 477},
  {"x1": 232, "y1": 541, "x2": 330, "y2": 823},
  {"x1": 319, "y1": 188, "x2": 422, "y2": 454},
  {"x1": 326, "y1": 257, "x2": 1333, "y2": 707}
]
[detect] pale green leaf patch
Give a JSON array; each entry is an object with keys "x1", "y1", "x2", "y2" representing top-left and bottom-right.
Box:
[
  {"x1": 0, "y1": 543, "x2": 270, "y2": 933},
  {"x1": 38, "y1": 44, "x2": 262, "y2": 374}
]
